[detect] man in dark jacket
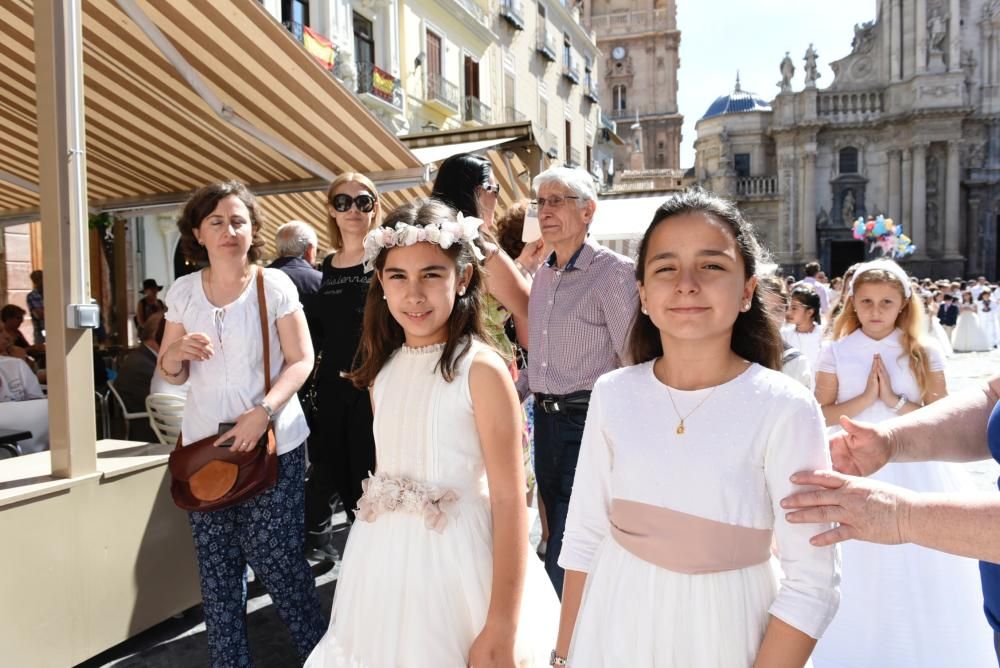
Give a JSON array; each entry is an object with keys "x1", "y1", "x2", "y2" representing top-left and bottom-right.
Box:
[
  {"x1": 267, "y1": 220, "x2": 322, "y2": 299},
  {"x1": 938, "y1": 294, "x2": 959, "y2": 339}
]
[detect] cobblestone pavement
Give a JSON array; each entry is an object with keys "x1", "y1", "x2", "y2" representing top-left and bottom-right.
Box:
[{"x1": 77, "y1": 350, "x2": 1000, "y2": 667}]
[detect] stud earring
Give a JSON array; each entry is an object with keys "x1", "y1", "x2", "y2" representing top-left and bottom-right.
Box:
[
  {"x1": 742, "y1": 302, "x2": 751, "y2": 312},
  {"x1": 641, "y1": 305, "x2": 648, "y2": 315},
  {"x1": 458, "y1": 287, "x2": 466, "y2": 296},
  {"x1": 382, "y1": 295, "x2": 387, "y2": 301}
]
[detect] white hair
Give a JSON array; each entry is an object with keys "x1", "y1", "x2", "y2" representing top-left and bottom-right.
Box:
[
  {"x1": 532, "y1": 166, "x2": 597, "y2": 206},
  {"x1": 275, "y1": 220, "x2": 318, "y2": 258}
]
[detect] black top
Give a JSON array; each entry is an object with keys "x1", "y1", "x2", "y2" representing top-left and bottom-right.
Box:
[
  {"x1": 305, "y1": 255, "x2": 372, "y2": 381},
  {"x1": 268, "y1": 256, "x2": 322, "y2": 299}
]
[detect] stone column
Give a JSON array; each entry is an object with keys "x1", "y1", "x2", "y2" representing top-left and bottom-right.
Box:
[
  {"x1": 802, "y1": 147, "x2": 817, "y2": 259},
  {"x1": 881, "y1": 0, "x2": 892, "y2": 77},
  {"x1": 890, "y1": 0, "x2": 902, "y2": 81},
  {"x1": 949, "y1": 0, "x2": 961, "y2": 72},
  {"x1": 915, "y1": 0, "x2": 927, "y2": 73},
  {"x1": 945, "y1": 140, "x2": 962, "y2": 255},
  {"x1": 887, "y1": 149, "x2": 902, "y2": 219},
  {"x1": 901, "y1": 147, "x2": 913, "y2": 235},
  {"x1": 911, "y1": 142, "x2": 928, "y2": 254}
]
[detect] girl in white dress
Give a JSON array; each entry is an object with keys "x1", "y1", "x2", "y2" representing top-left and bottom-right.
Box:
[
  {"x1": 923, "y1": 293, "x2": 953, "y2": 356},
  {"x1": 305, "y1": 200, "x2": 558, "y2": 668},
  {"x1": 979, "y1": 289, "x2": 997, "y2": 348},
  {"x1": 782, "y1": 284, "x2": 825, "y2": 376},
  {"x1": 554, "y1": 190, "x2": 840, "y2": 668},
  {"x1": 811, "y1": 260, "x2": 994, "y2": 668},
  {"x1": 953, "y1": 290, "x2": 992, "y2": 352}
]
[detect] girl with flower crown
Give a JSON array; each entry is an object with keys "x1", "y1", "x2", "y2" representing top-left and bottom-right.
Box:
[{"x1": 305, "y1": 200, "x2": 559, "y2": 667}]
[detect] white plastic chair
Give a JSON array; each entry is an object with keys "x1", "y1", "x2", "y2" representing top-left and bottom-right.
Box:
[
  {"x1": 105, "y1": 379, "x2": 149, "y2": 440},
  {"x1": 145, "y1": 393, "x2": 186, "y2": 445}
]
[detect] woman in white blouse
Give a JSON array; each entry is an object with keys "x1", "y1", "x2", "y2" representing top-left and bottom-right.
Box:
[
  {"x1": 553, "y1": 190, "x2": 839, "y2": 668},
  {"x1": 158, "y1": 182, "x2": 326, "y2": 666}
]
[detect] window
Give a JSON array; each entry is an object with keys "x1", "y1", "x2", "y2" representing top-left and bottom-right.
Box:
[
  {"x1": 538, "y1": 2, "x2": 546, "y2": 21},
  {"x1": 353, "y1": 12, "x2": 374, "y2": 67},
  {"x1": 539, "y1": 97, "x2": 548, "y2": 127},
  {"x1": 565, "y1": 119, "x2": 572, "y2": 163},
  {"x1": 839, "y1": 147, "x2": 859, "y2": 174},
  {"x1": 613, "y1": 84, "x2": 626, "y2": 111},
  {"x1": 734, "y1": 153, "x2": 750, "y2": 178},
  {"x1": 584, "y1": 56, "x2": 593, "y2": 89},
  {"x1": 464, "y1": 56, "x2": 480, "y2": 100},
  {"x1": 426, "y1": 30, "x2": 442, "y2": 78},
  {"x1": 504, "y1": 70, "x2": 516, "y2": 122},
  {"x1": 563, "y1": 33, "x2": 572, "y2": 67},
  {"x1": 281, "y1": 0, "x2": 309, "y2": 39}
]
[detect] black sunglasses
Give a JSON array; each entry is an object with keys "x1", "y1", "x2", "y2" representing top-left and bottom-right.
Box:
[{"x1": 330, "y1": 193, "x2": 376, "y2": 213}]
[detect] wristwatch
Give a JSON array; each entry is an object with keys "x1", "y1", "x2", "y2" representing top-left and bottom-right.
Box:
[
  {"x1": 891, "y1": 395, "x2": 907, "y2": 413},
  {"x1": 258, "y1": 399, "x2": 275, "y2": 420},
  {"x1": 550, "y1": 649, "x2": 568, "y2": 666}
]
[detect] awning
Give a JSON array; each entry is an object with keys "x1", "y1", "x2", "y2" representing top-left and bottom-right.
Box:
[
  {"x1": 0, "y1": 0, "x2": 426, "y2": 225},
  {"x1": 590, "y1": 193, "x2": 671, "y2": 241},
  {"x1": 409, "y1": 137, "x2": 517, "y2": 165}
]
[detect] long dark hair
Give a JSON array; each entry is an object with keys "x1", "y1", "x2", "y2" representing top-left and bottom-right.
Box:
[
  {"x1": 431, "y1": 153, "x2": 492, "y2": 218},
  {"x1": 790, "y1": 285, "x2": 822, "y2": 324},
  {"x1": 348, "y1": 200, "x2": 489, "y2": 388},
  {"x1": 627, "y1": 188, "x2": 782, "y2": 370}
]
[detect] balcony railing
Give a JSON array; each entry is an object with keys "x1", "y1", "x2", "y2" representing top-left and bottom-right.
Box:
[
  {"x1": 500, "y1": 107, "x2": 528, "y2": 123},
  {"x1": 586, "y1": 9, "x2": 672, "y2": 35},
  {"x1": 499, "y1": 0, "x2": 525, "y2": 29},
  {"x1": 599, "y1": 112, "x2": 617, "y2": 133},
  {"x1": 736, "y1": 176, "x2": 778, "y2": 197},
  {"x1": 464, "y1": 96, "x2": 492, "y2": 124},
  {"x1": 562, "y1": 59, "x2": 580, "y2": 84},
  {"x1": 584, "y1": 81, "x2": 599, "y2": 103},
  {"x1": 816, "y1": 90, "x2": 883, "y2": 123},
  {"x1": 567, "y1": 147, "x2": 582, "y2": 167},
  {"x1": 537, "y1": 28, "x2": 557, "y2": 61},
  {"x1": 357, "y1": 61, "x2": 403, "y2": 110},
  {"x1": 427, "y1": 72, "x2": 460, "y2": 111}
]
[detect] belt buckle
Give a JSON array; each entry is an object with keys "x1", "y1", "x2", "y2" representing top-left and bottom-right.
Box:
[{"x1": 542, "y1": 399, "x2": 561, "y2": 413}]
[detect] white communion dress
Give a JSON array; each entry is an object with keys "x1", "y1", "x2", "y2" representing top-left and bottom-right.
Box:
[
  {"x1": 305, "y1": 339, "x2": 559, "y2": 668},
  {"x1": 925, "y1": 305, "x2": 954, "y2": 357},
  {"x1": 559, "y1": 361, "x2": 840, "y2": 667},
  {"x1": 811, "y1": 328, "x2": 995, "y2": 668},
  {"x1": 953, "y1": 303, "x2": 992, "y2": 352}
]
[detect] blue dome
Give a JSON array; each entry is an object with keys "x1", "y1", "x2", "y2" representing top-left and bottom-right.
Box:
[{"x1": 701, "y1": 77, "x2": 771, "y2": 120}]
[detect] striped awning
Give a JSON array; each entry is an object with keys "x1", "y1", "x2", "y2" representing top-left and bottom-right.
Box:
[{"x1": 0, "y1": 0, "x2": 425, "y2": 224}]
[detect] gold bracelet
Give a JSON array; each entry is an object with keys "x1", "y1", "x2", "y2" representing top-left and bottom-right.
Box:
[{"x1": 159, "y1": 358, "x2": 184, "y2": 378}]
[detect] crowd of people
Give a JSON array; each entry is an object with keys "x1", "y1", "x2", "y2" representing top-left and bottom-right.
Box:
[{"x1": 9, "y1": 160, "x2": 1000, "y2": 667}]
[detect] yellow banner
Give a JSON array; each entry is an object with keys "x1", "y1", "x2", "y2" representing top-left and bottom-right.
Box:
[{"x1": 302, "y1": 26, "x2": 335, "y2": 71}]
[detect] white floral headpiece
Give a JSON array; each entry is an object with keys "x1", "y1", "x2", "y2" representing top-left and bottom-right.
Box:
[{"x1": 362, "y1": 212, "x2": 485, "y2": 271}]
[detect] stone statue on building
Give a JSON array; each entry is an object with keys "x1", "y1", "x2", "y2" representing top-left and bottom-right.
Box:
[
  {"x1": 841, "y1": 188, "x2": 856, "y2": 224},
  {"x1": 334, "y1": 49, "x2": 357, "y2": 92},
  {"x1": 778, "y1": 52, "x2": 795, "y2": 92},
  {"x1": 929, "y1": 10, "x2": 948, "y2": 54},
  {"x1": 804, "y1": 44, "x2": 821, "y2": 87},
  {"x1": 817, "y1": 207, "x2": 830, "y2": 228},
  {"x1": 851, "y1": 21, "x2": 877, "y2": 54}
]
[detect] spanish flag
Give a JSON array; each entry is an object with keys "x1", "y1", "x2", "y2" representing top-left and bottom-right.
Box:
[{"x1": 303, "y1": 26, "x2": 336, "y2": 71}]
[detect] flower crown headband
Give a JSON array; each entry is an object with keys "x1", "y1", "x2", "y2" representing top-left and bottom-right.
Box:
[{"x1": 362, "y1": 212, "x2": 485, "y2": 272}]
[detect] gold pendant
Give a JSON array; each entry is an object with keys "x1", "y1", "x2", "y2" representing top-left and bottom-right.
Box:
[{"x1": 676, "y1": 421, "x2": 685, "y2": 435}]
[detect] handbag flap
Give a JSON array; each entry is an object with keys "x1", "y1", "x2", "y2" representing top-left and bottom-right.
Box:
[{"x1": 189, "y1": 460, "x2": 239, "y2": 501}]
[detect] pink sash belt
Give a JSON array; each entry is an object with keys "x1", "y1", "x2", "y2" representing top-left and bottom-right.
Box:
[{"x1": 609, "y1": 498, "x2": 773, "y2": 574}]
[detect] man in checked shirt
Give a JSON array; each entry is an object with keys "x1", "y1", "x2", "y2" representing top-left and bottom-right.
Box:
[{"x1": 521, "y1": 166, "x2": 638, "y2": 595}]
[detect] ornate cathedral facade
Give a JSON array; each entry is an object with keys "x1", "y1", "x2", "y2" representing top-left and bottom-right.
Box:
[{"x1": 695, "y1": 0, "x2": 1000, "y2": 279}]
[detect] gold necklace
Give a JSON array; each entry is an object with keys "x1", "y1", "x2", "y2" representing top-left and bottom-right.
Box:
[{"x1": 664, "y1": 383, "x2": 719, "y2": 436}]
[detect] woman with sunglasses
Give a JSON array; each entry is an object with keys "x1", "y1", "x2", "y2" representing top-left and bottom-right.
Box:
[
  {"x1": 431, "y1": 153, "x2": 545, "y2": 355},
  {"x1": 303, "y1": 173, "x2": 382, "y2": 557}
]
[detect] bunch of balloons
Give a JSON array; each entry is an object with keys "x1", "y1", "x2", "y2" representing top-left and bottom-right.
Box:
[{"x1": 850, "y1": 214, "x2": 916, "y2": 259}]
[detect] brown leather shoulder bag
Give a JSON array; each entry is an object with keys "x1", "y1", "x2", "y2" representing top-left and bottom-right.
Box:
[{"x1": 168, "y1": 267, "x2": 278, "y2": 512}]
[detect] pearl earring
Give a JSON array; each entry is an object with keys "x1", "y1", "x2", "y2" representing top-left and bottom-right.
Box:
[
  {"x1": 458, "y1": 287, "x2": 466, "y2": 296},
  {"x1": 382, "y1": 295, "x2": 387, "y2": 301},
  {"x1": 641, "y1": 305, "x2": 648, "y2": 315}
]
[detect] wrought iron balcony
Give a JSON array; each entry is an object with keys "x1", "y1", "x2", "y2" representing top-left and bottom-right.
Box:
[
  {"x1": 499, "y1": 0, "x2": 525, "y2": 30},
  {"x1": 426, "y1": 72, "x2": 460, "y2": 111},
  {"x1": 464, "y1": 96, "x2": 492, "y2": 124},
  {"x1": 357, "y1": 61, "x2": 403, "y2": 110},
  {"x1": 562, "y1": 59, "x2": 580, "y2": 84},
  {"x1": 536, "y1": 28, "x2": 557, "y2": 62}
]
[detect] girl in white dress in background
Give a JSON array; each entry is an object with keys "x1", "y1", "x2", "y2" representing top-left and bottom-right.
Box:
[
  {"x1": 923, "y1": 293, "x2": 953, "y2": 356},
  {"x1": 782, "y1": 284, "x2": 825, "y2": 375},
  {"x1": 305, "y1": 200, "x2": 559, "y2": 668},
  {"x1": 811, "y1": 260, "x2": 994, "y2": 668},
  {"x1": 953, "y1": 290, "x2": 992, "y2": 352},
  {"x1": 553, "y1": 190, "x2": 839, "y2": 668},
  {"x1": 979, "y1": 289, "x2": 997, "y2": 348}
]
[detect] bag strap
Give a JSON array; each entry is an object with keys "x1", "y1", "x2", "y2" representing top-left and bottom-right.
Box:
[{"x1": 256, "y1": 266, "x2": 271, "y2": 395}]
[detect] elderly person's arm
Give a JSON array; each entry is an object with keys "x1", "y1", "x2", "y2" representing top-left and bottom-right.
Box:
[
  {"x1": 829, "y1": 375, "x2": 1000, "y2": 476},
  {"x1": 783, "y1": 470, "x2": 1000, "y2": 563}
]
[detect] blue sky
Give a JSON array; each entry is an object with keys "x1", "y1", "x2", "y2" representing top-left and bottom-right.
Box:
[{"x1": 675, "y1": 0, "x2": 878, "y2": 167}]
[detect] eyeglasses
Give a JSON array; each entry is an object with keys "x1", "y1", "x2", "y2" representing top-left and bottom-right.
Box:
[
  {"x1": 531, "y1": 195, "x2": 581, "y2": 209},
  {"x1": 330, "y1": 193, "x2": 376, "y2": 213},
  {"x1": 481, "y1": 182, "x2": 501, "y2": 194}
]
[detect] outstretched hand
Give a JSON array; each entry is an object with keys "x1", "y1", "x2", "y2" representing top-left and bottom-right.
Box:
[
  {"x1": 781, "y1": 469, "x2": 913, "y2": 547},
  {"x1": 828, "y1": 415, "x2": 893, "y2": 476}
]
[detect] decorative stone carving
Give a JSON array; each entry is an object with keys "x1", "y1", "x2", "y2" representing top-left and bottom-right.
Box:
[
  {"x1": 804, "y1": 44, "x2": 821, "y2": 88},
  {"x1": 334, "y1": 49, "x2": 357, "y2": 92},
  {"x1": 816, "y1": 207, "x2": 830, "y2": 228},
  {"x1": 928, "y1": 9, "x2": 948, "y2": 54},
  {"x1": 841, "y1": 188, "x2": 856, "y2": 223},
  {"x1": 778, "y1": 52, "x2": 795, "y2": 92},
  {"x1": 850, "y1": 21, "x2": 876, "y2": 55}
]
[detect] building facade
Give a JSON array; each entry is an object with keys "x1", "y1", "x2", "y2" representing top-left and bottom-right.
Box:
[
  {"x1": 583, "y1": 0, "x2": 683, "y2": 173},
  {"x1": 695, "y1": 0, "x2": 1000, "y2": 280}
]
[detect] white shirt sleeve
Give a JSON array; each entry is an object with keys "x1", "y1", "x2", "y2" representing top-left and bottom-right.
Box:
[
  {"x1": 765, "y1": 395, "x2": 841, "y2": 639},
  {"x1": 264, "y1": 268, "x2": 303, "y2": 321},
  {"x1": 558, "y1": 380, "x2": 613, "y2": 573},
  {"x1": 782, "y1": 354, "x2": 814, "y2": 391},
  {"x1": 816, "y1": 340, "x2": 837, "y2": 374},
  {"x1": 16, "y1": 360, "x2": 44, "y2": 400},
  {"x1": 163, "y1": 274, "x2": 193, "y2": 324},
  {"x1": 923, "y1": 340, "x2": 945, "y2": 373}
]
